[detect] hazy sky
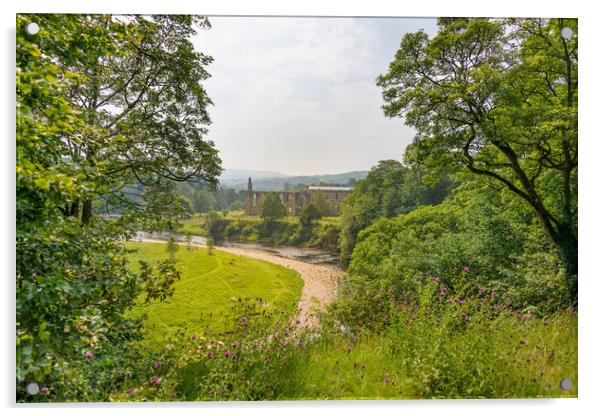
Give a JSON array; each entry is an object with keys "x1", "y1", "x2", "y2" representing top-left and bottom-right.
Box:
[{"x1": 192, "y1": 17, "x2": 438, "y2": 176}]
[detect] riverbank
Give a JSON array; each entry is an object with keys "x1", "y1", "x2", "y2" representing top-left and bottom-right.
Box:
[{"x1": 134, "y1": 235, "x2": 341, "y2": 329}]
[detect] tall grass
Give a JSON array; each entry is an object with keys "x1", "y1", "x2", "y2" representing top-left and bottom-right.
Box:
[{"x1": 111, "y1": 279, "x2": 577, "y2": 401}]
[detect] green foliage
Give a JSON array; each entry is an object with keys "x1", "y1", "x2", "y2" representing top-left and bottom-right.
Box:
[
  {"x1": 311, "y1": 191, "x2": 332, "y2": 217},
  {"x1": 339, "y1": 160, "x2": 453, "y2": 263},
  {"x1": 16, "y1": 14, "x2": 221, "y2": 401},
  {"x1": 260, "y1": 193, "x2": 287, "y2": 226},
  {"x1": 228, "y1": 200, "x2": 245, "y2": 211},
  {"x1": 377, "y1": 18, "x2": 578, "y2": 300},
  {"x1": 299, "y1": 203, "x2": 322, "y2": 228},
  {"x1": 192, "y1": 190, "x2": 215, "y2": 213},
  {"x1": 177, "y1": 196, "x2": 194, "y2": 218},
  {"x1": 204, "y1": 211, "x2": 229, "y2": 243}
]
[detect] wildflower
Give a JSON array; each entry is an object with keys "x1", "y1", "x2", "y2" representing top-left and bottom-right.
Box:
[
  {"x1": 231, "y1": 341, "x2": 238, "y2": 349},
  {"x1": 191, "y1": 333, "x2": 198, "y2": 340},
  {"x1": 361, "y1": 363, "x2": 366, "y2": 369},
  {"x1": 463, "y1": 266, "x2": 470, "y2": 273},
  {"x1": 84, "y1": 351, "x2": 93, "y2": 359},
  {"x1": 544, "y1": 320, "x2": 549, "y2": 326},
  {"x1": 384, "y1": 377, "x2": 390, "y2": 383},
  {"x1": 232, "y1": 354, "x2": 238, "y2": 361},
  {"x1": 491, "y1": 291, "x2": 497, "y2": 297},
  {"x1": 224, "y1": 350, "x2": 231, "y2": 358},
  {"x1": 347, "y1": 345, "x2": 353, "y2": 353},
  {"x1": 479, "y1": 287, "x2": 486, "y2": 293},
  {"x1": 439, "y1": 287, "x2": 447, "y2": 297},
  {"x1": 153, "y1": 361, "x2": 162, "y2": 369},
  {"x1": 127, "y1": 388, "x2": 136, "y2": 398},
  {"x1": 519, "y1": 339, "x2": 527, "y2": 345},
  {"x1": 207, "y1": 351, "x2": 214, "y2": 359},
  {"x1": 540, "y1": 371, "x2": 545, "y2": 377},
  {"x1": 40, "y1": 386, "x2": 49, "y2": 393},
  {"x1": 151, "y1": 377, "x2": 161, "y2": 386},
  {"x1": 457, "y1": 299, "x2": 466, "y2": 305}
]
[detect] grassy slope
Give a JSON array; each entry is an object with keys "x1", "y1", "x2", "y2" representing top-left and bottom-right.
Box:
[
  {"x1": 274, "y1": 314, "x2": 577, "y2": 399},
  {"x1": 125, "y1": 242, "x2": 303, "y2": 349}
]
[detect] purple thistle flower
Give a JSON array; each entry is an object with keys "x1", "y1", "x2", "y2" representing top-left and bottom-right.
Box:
[
  {"x1": 463, "y1": 266, "x2": 470, "y2": 273},
  {"x1": 207, "y1": 351, "x2": 214, "y2": 359},
  {"x1": 519, "y1": 339, "x2": 527, "y2": 345},
  {"x1": 84, "y1": 351, "x2": 93, "y2": 359},
  {"x1": 384, "y1": 377, "x2": 390, "y2": 383},
  {"x1": 224, "y1": 350, "x2": 231, "y2": 358},
  {"x1": 479, "y1": 287, "x2": 486, "y2": 293},
  {"x1": 191, "y1": 333, "x2": 198, "y2": 340},
  {"x1": 457, "y1": 299, "x2": 466, "y2": 305},
  {"x1": 153, "y1": 361, "x2": 162, "y2": 369},
  {"x1": 232, "y1": 354, "x2": 238, "y2": 361},
  {"x1": 40, "y1": 386, "x2": 49, "y2": 393},
  {"x1": 127, "y1": 388, "x2": 136, "y2": 398},
  {"x1": 151, "y1": 376, "x2": 161, "y2": 386},
  {"x1": 491, "y1": 291, "x2": 497, "y2": 297}
]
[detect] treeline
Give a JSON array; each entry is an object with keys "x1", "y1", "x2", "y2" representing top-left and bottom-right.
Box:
[
  {"x1": 199, "y1": 191, "x2": 340, "y2": 252},
  {"x1": 175, "y1": 182, "x2": 246, "y2": 215}
]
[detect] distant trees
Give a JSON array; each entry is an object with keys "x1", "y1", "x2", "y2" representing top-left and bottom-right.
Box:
[
  {"x1": 192, "y1": 190, "x2": 215, "y2": 213},
  {"x1": 300, "y1": 203, "x2": 322, "y2": 228},
  {"x1": 311, "y1": 191, "x2": 332, "y2": 217},
  {"x1": 377, "y1": 18, "x2": 578, "y2": 302},
  {"x1": 261, "y1": 193, "x2": 287, "y2": 226}
]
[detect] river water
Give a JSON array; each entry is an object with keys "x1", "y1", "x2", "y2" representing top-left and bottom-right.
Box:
[{"x1": 134, "y1": 231, "x2": 339, "y2": 265}]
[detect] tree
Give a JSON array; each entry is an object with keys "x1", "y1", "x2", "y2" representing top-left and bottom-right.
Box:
[
  {"x1": 311, "y1": 191, "x2": 332, "y2": 217},
  {"x1": 300, "y1": 203, "x2": 322, "y2": 228},
  {"x1": 260, "y1": 193, "x2": 287, "y2": 226},
  {"x1": 178, "y1": 195, "x2": 194, "y2": 217},
  {"x1": 36, "y1": 14, "x2": 222, "y2": 226},
  {"x1": 16, "y1": 14, "x2": 217, "y2": 401},
  {"x1": 192, "y1": 190, "x2": 215, "y2": 213},
  {"x1": 229, "y1": 200, "x2": 245, "y2": 211},
  {"x1": 377, "y1": 18, "x2": 578, "y2": 302}
]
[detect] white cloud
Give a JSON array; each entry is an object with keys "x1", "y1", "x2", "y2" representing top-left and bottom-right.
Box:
[{"x1": 191, "y1": 17, "x2": 424, "y2": 175}]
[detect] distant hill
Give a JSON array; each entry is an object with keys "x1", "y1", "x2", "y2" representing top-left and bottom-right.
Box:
[
  {"x1": 219, "y1": 169, "x2": 290, "y2": 181},
  {"x1": 221, "y1": 170, "x2": 369, "y2": 191}
]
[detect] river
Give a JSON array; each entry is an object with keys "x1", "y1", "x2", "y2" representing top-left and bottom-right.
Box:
[{"x1": 134, "y1": 231, "x2": 339, "y2": 265}]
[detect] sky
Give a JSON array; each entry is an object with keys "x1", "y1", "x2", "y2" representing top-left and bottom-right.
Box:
[{"x1": 191, "y1": 17, "x2": 438, "y2": 176}]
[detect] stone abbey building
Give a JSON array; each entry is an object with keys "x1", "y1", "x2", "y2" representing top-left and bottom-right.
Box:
[{"x1": 245, "y1": 177, "x2": 353, "y2": 216}]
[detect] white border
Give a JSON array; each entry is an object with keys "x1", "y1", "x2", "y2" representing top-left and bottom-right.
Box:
[{"x1": 3, "y1": 1, "x2": 600, "y2": 415}]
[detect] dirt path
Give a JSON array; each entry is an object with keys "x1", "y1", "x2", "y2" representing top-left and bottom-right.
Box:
[{"x1": 134, "y1": 238, "x2": 341, "y2": 329}]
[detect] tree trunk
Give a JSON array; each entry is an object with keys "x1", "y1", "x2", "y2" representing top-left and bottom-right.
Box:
[
  {"x1": 81, "y1": 199, "x2": 93, "y2": 226},
  {"x1": 557, "y1": 223, "x2": 578, "y2": 305}
]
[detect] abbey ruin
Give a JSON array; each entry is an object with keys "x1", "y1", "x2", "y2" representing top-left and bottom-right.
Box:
[{"x1": 244, "y1": 177, "x2": 353, "y2": 216}]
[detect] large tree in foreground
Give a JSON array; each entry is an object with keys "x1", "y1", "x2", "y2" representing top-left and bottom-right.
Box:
[
  {"x1": 35, "y1": 14, "x2": 222, "y2": 225},
  {"x1": 377, "y1": 18, "x2": 577, "y2": 302},
  {"x1": 16, "y1": 14, "x2": 220, "y2": 400}
]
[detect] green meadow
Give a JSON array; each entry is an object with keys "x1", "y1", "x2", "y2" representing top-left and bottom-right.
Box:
[{"x1": 124, "y1": 242, "x2": 303, "y2": 350}]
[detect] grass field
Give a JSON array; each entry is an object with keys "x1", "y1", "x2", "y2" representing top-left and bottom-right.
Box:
[{"x1": 124, "y1": 242, "x2": 303, "y2": 351}]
